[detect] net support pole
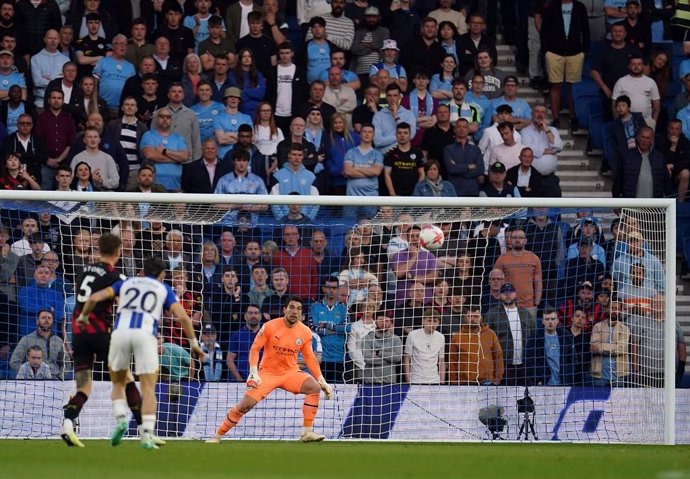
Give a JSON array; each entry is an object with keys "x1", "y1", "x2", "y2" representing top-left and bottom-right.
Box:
[{"x1": 664, "y1": 200, "x2": 677, "y2": 445}]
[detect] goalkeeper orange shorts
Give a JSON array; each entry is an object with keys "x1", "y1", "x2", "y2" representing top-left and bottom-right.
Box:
[{"x1": 245, "y1": 370, "x2": 311, "y2": 402}]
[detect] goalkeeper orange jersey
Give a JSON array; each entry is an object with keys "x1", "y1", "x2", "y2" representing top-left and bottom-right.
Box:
[{"x1": 250, "y1": 317, "x2": 322, "y2": 376}]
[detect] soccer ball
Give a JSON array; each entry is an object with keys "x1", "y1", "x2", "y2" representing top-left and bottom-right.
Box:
[{"x1": 419, "y1": 224, "x2": 444, "y2": 251}]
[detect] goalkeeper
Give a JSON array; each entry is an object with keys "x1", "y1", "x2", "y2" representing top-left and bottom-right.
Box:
[{"x1": 207, "y1": 297, "x2": 333, "y2": 443}]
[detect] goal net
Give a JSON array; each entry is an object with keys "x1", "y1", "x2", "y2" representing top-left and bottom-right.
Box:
[{"x1": 0, "y1": 192, "x2": 683, "y2": 444}]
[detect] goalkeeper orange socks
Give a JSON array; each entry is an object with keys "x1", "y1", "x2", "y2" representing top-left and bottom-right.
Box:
[
  {"x1": 217, "y1": 407, "x2": 244, "y2": 436},
  {"x1": 302, "y1": 393, "x2": 320, "y2": 428}
]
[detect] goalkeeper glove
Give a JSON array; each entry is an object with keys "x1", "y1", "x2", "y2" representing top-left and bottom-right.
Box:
[
  {"x1": 317, "y1": 375, "x2": 333, "y2": 400},
  {"x1": 246, "y1": 367, "x2": 261, "y2": 389}
]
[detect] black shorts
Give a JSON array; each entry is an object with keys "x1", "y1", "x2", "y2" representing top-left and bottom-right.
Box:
[{"x1": 72, "y1": 332, "x2": 110, "y2": 372}]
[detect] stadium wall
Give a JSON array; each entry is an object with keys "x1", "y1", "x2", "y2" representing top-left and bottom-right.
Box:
[{"x1": 1, "y1": 382, "x2": 688, "y2": 443}]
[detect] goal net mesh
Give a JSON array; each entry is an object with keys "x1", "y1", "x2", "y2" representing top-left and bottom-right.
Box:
[{"x1": 0, "y1": 196, "x2": 682, "y2": 444}]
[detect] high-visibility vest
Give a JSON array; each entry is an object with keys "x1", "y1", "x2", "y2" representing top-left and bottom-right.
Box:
[{"x1": 673, "y1": 0, "x2": 690, "y2": 29}]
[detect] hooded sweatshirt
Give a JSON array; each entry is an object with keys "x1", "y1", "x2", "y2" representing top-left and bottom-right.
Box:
[{"x1": 448, "y1": 322, "x2": 504, "y2": 385}]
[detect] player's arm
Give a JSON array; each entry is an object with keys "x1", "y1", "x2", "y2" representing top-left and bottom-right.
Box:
[
  {"x1": 76, "y1": 286, "x2": 116, "y2": 327},
  {"x1": 245, "y1": 326, "x2": 268, "y2": 388},
  {"x1": 169, "y1": 301, "x2": 206, "y2": 361}
]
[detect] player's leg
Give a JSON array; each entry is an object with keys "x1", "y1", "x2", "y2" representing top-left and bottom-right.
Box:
[
  {"x1": 133, "y1": 333, "x2": 161, "y2": 450},
  {"x1": 61, "y1": 333, "x2": 100, "y2": 447},
  {"x1": 206, "y1": 394, "x2": 259, "y2": 443},
  {"x1": 123, "y1": 369, "x2": 166, "y2": 446},
  {"x1": 61, "y1": 367, "x2": 91, "y2": 447},
  {"x1": 207, "y1": 374, "x2": 279, "y2": 443},
  {"x1": 283, "y1": 372, "x2": 325, "y2": 442},
  {"x1": 109, "y1": 369, "x2": 130, "y2": 446},
  {"x1": 136, "y1": 372, "x2": 159, "y2": 449},
  {"x1": 108, "y1": 329, "x2": 134, "y2": 446}
]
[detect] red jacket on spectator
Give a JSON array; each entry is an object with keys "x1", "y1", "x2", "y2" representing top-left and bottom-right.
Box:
[{"x1": 273, "y1": 248, "x2": 318, "y2": 301}]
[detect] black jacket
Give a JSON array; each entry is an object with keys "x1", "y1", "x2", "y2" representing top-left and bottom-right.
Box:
[
  {"x1": 265, "y1": 64, "x2": 308, "y2": 118},
  {"x1": 615, "y1": 147, "x2": 673, "y2": 198},
  {"x1": 456, "y1": 33, "x2": 498, "y2": 75},
  {"x1": 14, "y1": 0, "x2": 62, "y2": 56},
  {"x1": 540, "y1": 0, "x2": 590, "y2": 56},
  {"x1": 1, "y1": 133, "x2": 47, "y2": 182},
  {"x1": 181, "y1": 157, "x2": 233, "y2": 194},
  {"x1": 657, "y1": 133, "x2": 690, "y2": 174},
  {"x1": 506, "y1": 164, "x2": 544, "y2": 197},
  {"x1": 43, "y1": 78, "x2": 84, "y2": 114}
]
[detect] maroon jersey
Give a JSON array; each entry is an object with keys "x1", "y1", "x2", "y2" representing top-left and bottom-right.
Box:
[{"x1": 72, "y1": 262, "x2": 124, "y2": 335}]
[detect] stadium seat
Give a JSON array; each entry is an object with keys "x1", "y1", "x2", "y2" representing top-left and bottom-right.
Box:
[
  {"x1": 577, "y1": 97, "x2": 603, "y2": 129},
  {"x1": 603, "y1": 134, "x2": 617, "y2": 173},
  {"x1": 588, "y1": 114, "x2": 611, "y2": 151}
]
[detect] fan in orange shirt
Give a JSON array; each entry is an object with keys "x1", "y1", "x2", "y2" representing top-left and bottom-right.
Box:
[{"x1": 206, "y1": 296, "x2": 334, "y2": 443}]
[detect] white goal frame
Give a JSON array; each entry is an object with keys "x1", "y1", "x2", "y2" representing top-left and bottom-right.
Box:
[{"x1": 0, "y1": 191, "x2": 677, "y2": 445}]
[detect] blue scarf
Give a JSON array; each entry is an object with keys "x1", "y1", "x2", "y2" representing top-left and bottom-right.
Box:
[
  {"x1": 305, "y1": 127, "x2": 323, "y2": 149},
  {"x1": 408, "y1": 91, "x2": 433, "y2": 119}
]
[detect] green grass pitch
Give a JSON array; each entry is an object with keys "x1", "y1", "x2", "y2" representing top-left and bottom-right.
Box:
[{"x1": 1, "y1": 440, "x2": 689, "y2": 479}]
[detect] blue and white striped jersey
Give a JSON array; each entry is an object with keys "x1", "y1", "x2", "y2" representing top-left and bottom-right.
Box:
[{"x1": 113, "y1": 276, "x2": 178, "y2": 337}]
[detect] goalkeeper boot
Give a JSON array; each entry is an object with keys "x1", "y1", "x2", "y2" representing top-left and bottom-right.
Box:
[
  {"x1": 205, "y1": 433, "x2": 222, "y2": 444},
  {"x1": 111, "y1": 421, "x2": 128, "y2": 447},
  {"x1": 61, "y1": 419, "x2": 85, "y2": 448},
  {"x1": 299, "y1": 430, "x2": 325, "y2": 443}
]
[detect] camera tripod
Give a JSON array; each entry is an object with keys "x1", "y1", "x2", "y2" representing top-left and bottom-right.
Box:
[{"x1": 517, "y1": 410, "x2": 538, "y2": 440}]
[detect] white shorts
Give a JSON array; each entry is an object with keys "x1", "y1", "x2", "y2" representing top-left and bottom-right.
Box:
[{"x1": 109, "y1": 329, "x2": 159, "y2": 375}]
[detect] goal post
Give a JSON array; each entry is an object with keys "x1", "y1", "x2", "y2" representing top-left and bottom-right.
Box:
[{"x1": 0, "y1": 190, "x2": 680, "y2": 444}]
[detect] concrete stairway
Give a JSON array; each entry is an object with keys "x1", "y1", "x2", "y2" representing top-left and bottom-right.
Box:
[{"x1": 496, "y1": 42, "x2": 690, "y2": 373}]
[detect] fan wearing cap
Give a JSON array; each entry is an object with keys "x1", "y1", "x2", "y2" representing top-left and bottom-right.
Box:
[
  {"x1": 479, "y1": 161, "x2": 521, "y2": 198},
  {"x1": 486, "y1": 76, "x2": 532, "y2": 130},
  {"x1": 200, "y1": 324, "x2": 225, "y2": 382},
  {"x1": 484, "y1": 282, "x2": 536, "y2": 385},
  {"x1": 0, "y1": 49, "x2": 25, "y2": 101},
  {"x1": 213, "y1": 86, "x2": 252, "y2": 159},
  {"x1": 565, "y1": 216, "x2": 607, "y2": 268},
  {"x1": 560, "y1": 237, "x2": 605, "y2": 302},
  {"x1": 369, "y1": 39, "x2": 408, "y2": 93},
  {"x1": 298, "y1": 16, "x2": 338, "y2": 83},
  {"x1": 304, "y1": 0, "x2": 354, "y2": 51},
  {"x1": 346, "y1": 7, "x2": 390, "y2": 80},
  {"x1": 620, "y1": 0, "x2": 651, "y2": 54}
]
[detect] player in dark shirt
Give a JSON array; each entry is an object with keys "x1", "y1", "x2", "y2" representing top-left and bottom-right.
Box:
[{"x1": 61, "y1": 233, "x2": 153, "y2": 448}]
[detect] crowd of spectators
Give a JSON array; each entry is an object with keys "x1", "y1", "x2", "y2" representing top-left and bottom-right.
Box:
[{"x1": 0, "y1": 0, "x2": 687, "y2": 386}]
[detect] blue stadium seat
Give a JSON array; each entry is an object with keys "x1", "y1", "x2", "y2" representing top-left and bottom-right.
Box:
[
  {"x1": 572, "y1": 78, "x2": 600, "y2": 99},
  {"x1": 588, "y1": 114, "x2": 611, "y2": 150},
  {"x1": 577, "y1": 97, "x2": 602, "y2": 129},
  {"x1": 603, "y1": 133, "x2": 617, "y2": 172}
]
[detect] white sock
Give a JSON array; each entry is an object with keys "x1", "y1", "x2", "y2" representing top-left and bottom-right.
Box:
[
  {"x1": 112, "y1": 399, "x2": 128, "y2": 424},
  {"x1": 142, "y1": 415, "x2": 156, "y2": 440},
  {"x1": 63, "y1": 418, "x2": 73, "y2": 429},
  {"x1": 302, "y1": 426, "x2": 313, "y2": 435}
]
